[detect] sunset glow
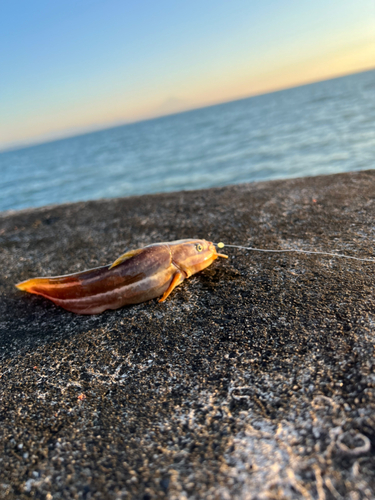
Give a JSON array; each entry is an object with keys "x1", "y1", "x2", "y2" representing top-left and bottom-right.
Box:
[{"x1": 1, "y1": 0, "x2": 374, "y2": 150}]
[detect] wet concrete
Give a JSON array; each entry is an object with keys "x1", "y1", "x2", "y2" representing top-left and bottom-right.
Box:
[{"x1": 1, "y1": 170, "x2": 375, "y2": 499}]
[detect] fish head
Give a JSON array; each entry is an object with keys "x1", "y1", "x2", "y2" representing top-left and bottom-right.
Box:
[{"x1": 167, "y1": 239, "x2": 227, "y2": 278}]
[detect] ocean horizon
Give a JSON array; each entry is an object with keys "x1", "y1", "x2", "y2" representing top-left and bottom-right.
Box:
[{"x1": 1, "y1": 68, "x2": 374, "y2": 213}]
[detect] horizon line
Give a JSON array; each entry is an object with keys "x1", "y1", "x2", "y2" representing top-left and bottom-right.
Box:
[{"x1": 1, "y1": 66, "x2": 374, "y2": 155}]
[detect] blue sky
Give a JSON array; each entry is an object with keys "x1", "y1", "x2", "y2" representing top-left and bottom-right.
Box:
[{"x1": 1, "y1": 0, "x2": 374, "y2": 150}]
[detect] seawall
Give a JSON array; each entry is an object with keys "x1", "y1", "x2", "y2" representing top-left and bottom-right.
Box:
[{"x1": 1, "y1": 170, "x2": 375, "y2": 499}]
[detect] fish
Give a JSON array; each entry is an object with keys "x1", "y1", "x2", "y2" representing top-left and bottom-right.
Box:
[{"x1": 15, "y1": 239, "x2": 228, "y2": 315}]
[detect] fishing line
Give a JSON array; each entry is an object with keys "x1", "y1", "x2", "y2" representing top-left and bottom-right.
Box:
[{"x1": 214, "y1": 242, "x2": 375, "y2": 263}]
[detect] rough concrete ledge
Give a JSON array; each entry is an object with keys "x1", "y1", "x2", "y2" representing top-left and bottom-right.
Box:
[{"x1": 1, "y1": 170, "x2": 375, "y2": 499}]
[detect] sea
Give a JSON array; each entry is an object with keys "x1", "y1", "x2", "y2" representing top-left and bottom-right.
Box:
[{"x1": 0, "y1": 69, "x2": 374, "y2": 213}]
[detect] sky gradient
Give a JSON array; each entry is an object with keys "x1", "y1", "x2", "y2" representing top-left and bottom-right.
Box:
[{"x1": 1, "y1": 0, "x2": 374, "y2": 150}]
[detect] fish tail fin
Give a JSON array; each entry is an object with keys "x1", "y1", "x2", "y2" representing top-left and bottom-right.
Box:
[
  {"x1": 15, "y1": 275, "x2": 80, "y2": 299},
  {"x1": 16, "y1": 277, "x2": 54, "y2": 294}
]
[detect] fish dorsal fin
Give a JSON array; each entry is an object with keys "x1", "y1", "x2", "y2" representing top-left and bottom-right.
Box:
[{"x1": 109, "y1": 248, "x2": 143, "y2": 269}]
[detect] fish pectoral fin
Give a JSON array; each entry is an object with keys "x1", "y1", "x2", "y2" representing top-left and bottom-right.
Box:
[
  {"x1": 158, "y1": 272, "x2": 185, "y2": 303},
  {"x1": 109, "y1": 248, "x2": 143, "y2": 269}
]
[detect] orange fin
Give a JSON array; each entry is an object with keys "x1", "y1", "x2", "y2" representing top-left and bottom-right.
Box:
[
  {"x1": 15, "y1": 277, "x2": 50, "y2": 293},
  {"x1": 108, "y1": 248, "x2": 143, "y2": 269},
  {"x1": 158, "y1": 272, "x2": 185, "y2": 303}
]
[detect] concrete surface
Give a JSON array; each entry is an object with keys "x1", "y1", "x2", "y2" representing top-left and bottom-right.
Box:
[{"x1": 1, "y1": 170, "x2": 375, "y2": 499}]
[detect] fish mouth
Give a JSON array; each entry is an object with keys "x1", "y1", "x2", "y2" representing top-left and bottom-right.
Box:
[{"x1": 210, "y1": 242, "x2": 228, "y2": 259}]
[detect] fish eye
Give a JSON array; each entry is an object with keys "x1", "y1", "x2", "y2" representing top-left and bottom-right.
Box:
[{"x1": 196, "y1": 243, "x2": 203, "y2": 252}]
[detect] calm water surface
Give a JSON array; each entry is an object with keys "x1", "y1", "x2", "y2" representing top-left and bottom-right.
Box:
[{"x1": 1, "y1": 69, "x2": 374, "y2": 212}]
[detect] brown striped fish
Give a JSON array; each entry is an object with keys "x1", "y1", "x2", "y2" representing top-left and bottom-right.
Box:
[{"x1": 15, "y1": 239, "x2": 228, "y2": 315}]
